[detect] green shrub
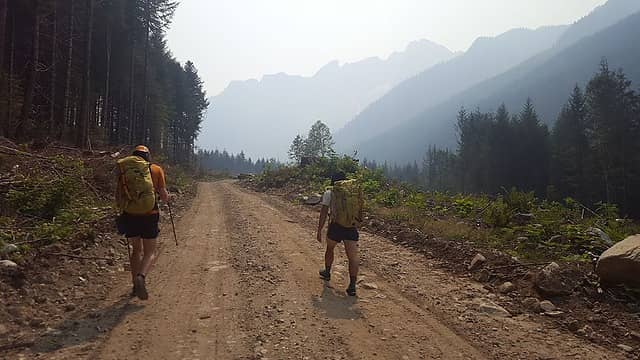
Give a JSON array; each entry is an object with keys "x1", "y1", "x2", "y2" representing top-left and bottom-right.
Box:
[
  {"x1": 483, "y1": 198, "x2": 512, "y2": 227},
  {"x1": 167, "y1": 165, "x2": 195, "y2": 192},
  {"x1": 453, "y1": 196, "x2": 475, "y2": 218},
  {"x1": 6, "y1": 177, "x2": 78, "y2": 219},
  {"x1": 504, "y1": 188, "x2": 535, "y2": 213},
  {"x1": 376, "y1": 188, "x2": 401, "y2": 208},
  {"x1": 357, "y1": 167, "x2": 384, "y2": 196},
  {"x1": 255, "y1": 166, "x2": 301, "y2": 188},
  {"x1": 404, "y1": 192, "x2": 427, "y2": 212}
]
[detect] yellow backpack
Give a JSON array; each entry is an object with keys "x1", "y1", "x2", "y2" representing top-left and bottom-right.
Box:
[
  {"x1": 330, "y1": 179, "x2": 364, "y2": 228},
  {"x1": 116, "y1": 156, "x2": 156, "y2": 215}
]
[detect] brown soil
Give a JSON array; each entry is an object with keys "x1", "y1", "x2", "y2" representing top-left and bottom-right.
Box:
[{"x1": 2, "y1": 181, "x2": 633, "y2": 359}]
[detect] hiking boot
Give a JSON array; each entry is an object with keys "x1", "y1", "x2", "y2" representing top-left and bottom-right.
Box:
[
  {"x1": 346, "y1": 284, "x2": 356, "y2": 297},
  {"x1": 134, "y1": 274, "x2": 149, "y2": 300},
  {"x1": 319, "y1": 269, "x2": 331, "y2": 281}
]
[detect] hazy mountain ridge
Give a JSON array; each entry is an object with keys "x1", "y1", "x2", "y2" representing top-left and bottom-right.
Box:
[
  {"x1": 333, "y1": 25, "x2": 568, "y2": 149},
  {"x1": 198, "y1": 40, "x2": 455, "y2": 159},
  {"x1": 353, "y1": 7, "x2": 640, "y2": 163},
  {"x1": 557, "y1": 0, "x2": 640, "y2": 46}
]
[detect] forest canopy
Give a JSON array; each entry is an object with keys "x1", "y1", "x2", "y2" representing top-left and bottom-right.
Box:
[{"x1": 0, "y1": 0, "x2": 208, "y2": 163}]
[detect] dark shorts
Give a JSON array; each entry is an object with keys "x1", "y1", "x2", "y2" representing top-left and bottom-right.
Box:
[
  {"x1": 117, "y1": 213, "x2": 160, "y2": 239},
  {"x1": 327, "y1": 222, "x2": 359, "y2": 242}
]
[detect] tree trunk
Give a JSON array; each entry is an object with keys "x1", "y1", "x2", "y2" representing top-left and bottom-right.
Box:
[
  {"x1": 0, "y1": 0, "x2": 8, "y2": 137},
  {"x1": 17, "y1": 0, "x2": 41, "y2": 140},
  {"x1": 140, "y1": 2, "x2": 150, "y2": 144},
  {"x1": 103, "y1": 19, "x2": 112, "y2": 141},
  {"x1": 48, "y1": 0, "x2": 57, "y2": 133},
  {"x1": 61, "y1": 0, "x2": 74, "y2": 140},
  {"x1": 127, "y1": 39, "x2": 136, "y2": 144},
  {"x1": 76, "y1": 0, "x2": 93, "y2": 148},
  {"x1": 5, "y1": 5, "x2": 13, "y2": 138},
  {"x1": 0, "y1": 0, "x2": 7, "y2": 81}
]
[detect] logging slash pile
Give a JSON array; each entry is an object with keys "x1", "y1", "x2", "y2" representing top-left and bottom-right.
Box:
[
  {"x1": 0, "y1": 138, "x2": 124, "y2": 251},
  {"x1": 0, "y1": 138, "x2": 130, "y2": 353}
]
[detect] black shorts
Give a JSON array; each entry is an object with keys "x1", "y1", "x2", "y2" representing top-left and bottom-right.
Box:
[
  {"x1": 327, "y1": 222, "x2": 359, "y2": 242},
  {"x1": 117, "y1": 213, "x2": 160, "y2": 239}
]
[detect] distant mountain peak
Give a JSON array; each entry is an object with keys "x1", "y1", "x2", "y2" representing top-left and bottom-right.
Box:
[
  {"x1": 200, "y1": 39, "x2": 455, "y2": 159},
  {"x1": 314, "y1": 60, "x2": 341, "y2": 76}
]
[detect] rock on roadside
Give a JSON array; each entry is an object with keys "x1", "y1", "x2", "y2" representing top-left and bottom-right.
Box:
[
  {"x1": 596, "y1": 234, "x2": 640, "y2": 287},
  {"x1": 0, "y1": 259, "x2": 18, "y2": 271},
  {"x1": 539, "y1": 300, "x2": 557, "y2": 313},
  {"x1": 477, "y1": 301, "x2": 511, "y2": 317},
  {"x1": 303, "y1": 194, "x2": 322, "y2": 205},
  {"x1": 498, "y1": 282, "x2": 516, "y2": 294},
  {"x1": 361, "y1": 282, "x2": 379, "y2": 290},
  {"x1": 522, "y1": 297, "x2": 542, "y2": 313},
  {"x1": 468, "y1": 253, "x2": 486, "y2": 271},
  {"x1": 617, "y1": 344, "x2": 633, "y2": 352},
  {"x1": 588, "y1": 227, "x2": 613, "y2": 246},
  {"x1": 534, "y1": 262, "x2": 574, "y2": 297},
  {"x1": 1, "y1": 243, "x2": 19, "y2": 256}
]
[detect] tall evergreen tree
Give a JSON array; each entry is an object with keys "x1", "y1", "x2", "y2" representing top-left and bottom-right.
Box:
[
  {"x1": 551, "y1": 85, "x2": 589, "y2": 200},
  {"x1": 584, "y1": 59, "x2": 640, "y2": 210},
  {"x1": 288, "y1": 134, "x2": 305, "y2": 163},
  {"x1": 512, "y1": 98, "x2": 550, "y2": 194},
  {"x1": 488, "y1": 103, "x2": 513, "y2": 192}
]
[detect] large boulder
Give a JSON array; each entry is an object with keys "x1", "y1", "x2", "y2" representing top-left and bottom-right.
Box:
[{"x1": 596, "y1": 235, "x2": 640, "y2": 287}]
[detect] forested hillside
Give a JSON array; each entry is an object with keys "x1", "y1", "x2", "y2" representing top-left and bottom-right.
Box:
[
  {"x1": 334, "y1": 25, "x2": 567, "y2": 149},
  {"x1": 0, "y1": 0, "x2": 208, "y2": 162},
  {"x1": 353, "y1": 7, "x2": 640, "y2": 163},
  {"x1": 198, "y1": 40, "x2": 455, "y2": 160}
]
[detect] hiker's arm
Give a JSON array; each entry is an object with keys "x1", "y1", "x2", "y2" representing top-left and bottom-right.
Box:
[
  {"x1": 153, "y1": 165, "x2": 170, "y2": 203},
  {"x1": 317, "y1": 205, "x2": 329, "y2": 243},
  {"x1": 158, "y1": 187, "x2": 169, "y2": 203}
]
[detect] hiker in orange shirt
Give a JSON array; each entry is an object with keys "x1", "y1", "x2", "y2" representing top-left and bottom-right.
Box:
[{"x1": 116, "y1": 145, "x2": 170, "y2": 300}]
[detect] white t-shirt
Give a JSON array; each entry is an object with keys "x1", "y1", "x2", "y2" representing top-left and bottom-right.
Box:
[{"x1": 320, "y1": 189, "x2": 332, "y2": 207}]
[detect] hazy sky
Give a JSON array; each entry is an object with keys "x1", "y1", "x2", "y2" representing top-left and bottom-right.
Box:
[{"x1": 166, "y1": 0, "x2": 607, "y2": 96}]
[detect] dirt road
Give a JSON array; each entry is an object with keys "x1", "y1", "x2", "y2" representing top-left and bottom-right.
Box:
[{"x1": 36, "y1": 181, "x2": 622, "y2": 359}]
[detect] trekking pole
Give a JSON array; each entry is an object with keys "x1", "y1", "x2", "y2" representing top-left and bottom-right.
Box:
[{"x1": 167, "y1": 201, "x2": 178, "y2": 246}]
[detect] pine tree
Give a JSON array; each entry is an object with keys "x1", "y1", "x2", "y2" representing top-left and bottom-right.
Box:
[
  {"x1": 488, "y1": 103, "x2": 513, "y2": 192},
  {"x1": 512, "y1": 98, "x2": 550, "y2": 194},
  {"x1": 584, "y1": 59, "x2": 640, "y2": 210},
  {"x1": 288, "y1": 134, "x2": 305, "y2": 163},
  {"x1": 305, "y1": 120, "x2": 335, "y2": 158},
  {"x1": 551, "y1": 85, "x2": 589, "y2": 200}
]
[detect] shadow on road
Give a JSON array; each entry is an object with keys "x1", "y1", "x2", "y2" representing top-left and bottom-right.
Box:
[
  {"x1": 311, "y1": 282, "x2": 362, "y2": 320},
  {"x1": 30, "y1": 292, "x2": 144, "y2": 354}
]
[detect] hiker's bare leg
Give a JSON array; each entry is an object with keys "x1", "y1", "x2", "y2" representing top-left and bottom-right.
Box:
[
  {"x1": 325, "y1": 239, "x2": 338, "y2": 270},
  {"x1": 129, "y1": 237, "x2": 143, "y2": 284},
  {"x1": 140, "y1": 238, "x2": 157, "y2": 276},
  {"x1": 344, "y1": 240, "x2": 359, "y2": 280}
]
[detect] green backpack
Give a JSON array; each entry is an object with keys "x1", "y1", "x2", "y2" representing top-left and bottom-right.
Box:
[
  {"x1": 330, "y1": 179, "x2": 364, "y2": 228},
  {"x1": 116, "y1": 156, "x2": 156, "y2": 215}
]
